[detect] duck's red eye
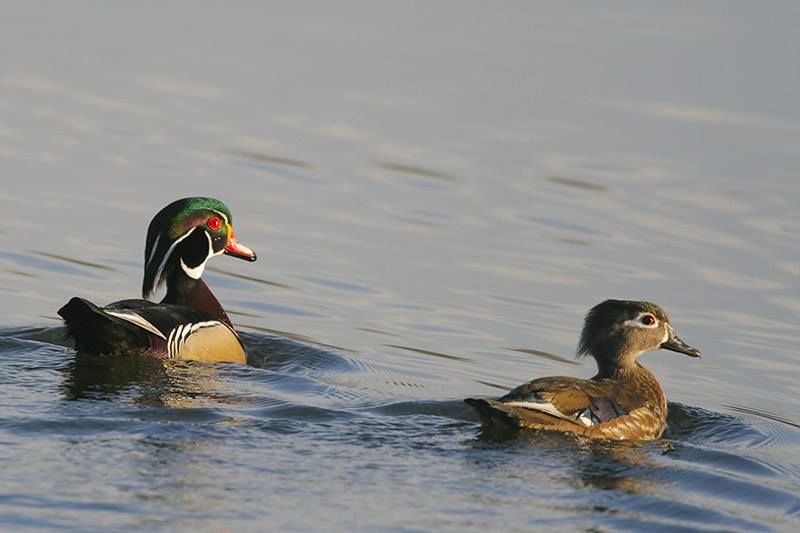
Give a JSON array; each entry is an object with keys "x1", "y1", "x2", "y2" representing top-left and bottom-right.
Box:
[
  {"x1": 207, "y1": 216, "x2": 222, "y2": 231},
  {"x1": 641, "y1": 314, "x2": 656, "y2": 326}
]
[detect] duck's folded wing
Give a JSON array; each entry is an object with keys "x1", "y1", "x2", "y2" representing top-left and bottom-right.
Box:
[
  {"x1": 106, "y1": 301, "x2": 245, "y2": 361},
  {"x1": 499, "y1": 376, "x2": 623, "y2": 426},
  {"x1": 104, "y1": 300, "x2": 214, "y2": 339},
  {"x1": 465, "y1": 396, "x2": 596, "y2": 431}
]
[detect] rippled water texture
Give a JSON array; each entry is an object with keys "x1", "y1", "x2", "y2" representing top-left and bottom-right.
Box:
[{"x1": 2, "y1": 3, "x2": 799, "y2": 531}]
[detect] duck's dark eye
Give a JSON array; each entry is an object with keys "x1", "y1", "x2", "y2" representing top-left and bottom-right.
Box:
[
  {"x1": 641, "y1": 314, "x2": 656, "y2": 326},
  {"x1": 207, "y1": 216, "x2": 222, "y2": 231}
]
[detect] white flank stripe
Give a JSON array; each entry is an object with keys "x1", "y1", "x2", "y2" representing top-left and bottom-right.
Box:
[
  {"x1": 173, "y1": 324, "x2": 186, "y2": 356},
  {"x1": 106, "y1": 310, "x2": 166, "y2": 339},
  {"x1": 168, "y1": 325, "x2": 177, "y2": 357},
  {"x1": 166, "y1": 321, "x2": 223, "y2": 358},
  {"x1": 190, "y1": 320, "x2": 223, "y2": 332},
  {"x1": 167, "y1": 327, "x2": 177, "y2": 358}
]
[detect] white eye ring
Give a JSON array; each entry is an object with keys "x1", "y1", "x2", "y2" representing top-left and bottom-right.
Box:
[{"x1": 623, "y1": 313, "x2": 659, "y2": 329}]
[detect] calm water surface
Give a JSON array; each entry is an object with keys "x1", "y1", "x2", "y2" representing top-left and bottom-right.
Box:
[{"x1": 1, "y1": 3, "x2": 799, "y2": 531}]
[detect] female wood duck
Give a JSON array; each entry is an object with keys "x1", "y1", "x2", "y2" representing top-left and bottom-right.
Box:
[
  {"x1": 466, "y1": 300, "x2": 701, "y2": 440},
  {"x1": 58, "y1": 197, "x2": 257, "y2": 363}
]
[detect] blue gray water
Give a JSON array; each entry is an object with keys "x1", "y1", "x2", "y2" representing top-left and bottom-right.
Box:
[{"x1": 1, "y1": 3, "x2": 799, "y2": 531}]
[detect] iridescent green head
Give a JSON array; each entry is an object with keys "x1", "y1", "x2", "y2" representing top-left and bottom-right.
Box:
[
  {"x1": 577, "y1": 300, "x2": 700, "y2": 369},
  {"x1": 142, "y1": 197, "x2": 256, "y2": 298}
]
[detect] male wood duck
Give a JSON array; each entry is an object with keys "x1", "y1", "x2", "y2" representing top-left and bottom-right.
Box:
[
  {"x1": 465, "y1": 300, "x2": 701, "y2": 441},
  {"x1": 58, "y1": 197, "x2": 257, "y2": 363}
]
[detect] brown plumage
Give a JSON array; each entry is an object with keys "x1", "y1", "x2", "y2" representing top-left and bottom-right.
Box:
[{"x1": 466, "y1": 300, "x2": 701, "y2": 441}]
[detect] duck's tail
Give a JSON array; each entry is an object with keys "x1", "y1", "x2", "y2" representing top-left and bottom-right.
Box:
[
  {"x1": 58, "y1": 297, "x2": 146, "y2": 354},
  {"x1": 464, "y1": 398, "x2": 522, "y2": 429}
]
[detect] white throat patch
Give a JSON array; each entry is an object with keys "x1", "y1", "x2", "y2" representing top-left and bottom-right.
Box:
[
  {"x1": 179, "y1": 230, "x2": 214, "y2": 279},
  {"x1": 180, "y1": 257, "x2": 205, "y2": 279}
]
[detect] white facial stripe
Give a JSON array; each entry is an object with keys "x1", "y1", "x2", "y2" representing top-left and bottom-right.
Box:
[
  {"x1": 145, "y1": 233, "x2": 162, "y2": 271},
  {"x1": 152, "y1": 227, "x2": 197, "y2": 291},
  {"x1": 662, "y1": 324, "x2": 672, "y2": 344},
  {"x1": 210, "y1": 209, "x2": 229, "y2": 226},
  {"x1": 179, "y1": 231, "x2": 215, "y2": 279}
]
